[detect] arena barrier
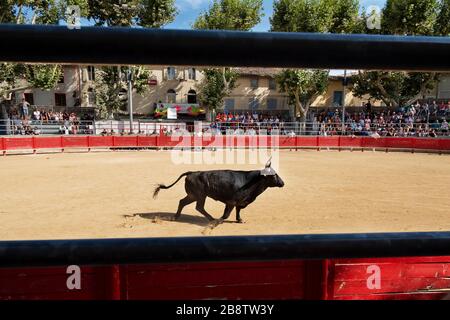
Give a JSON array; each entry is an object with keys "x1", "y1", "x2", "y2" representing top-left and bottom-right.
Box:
[
  {"x1": 1, "y1": 135, "x2": 450, "y2": 155},
  {"x1": 1, "y1": 232, "x2": 450, "y2": 300}
]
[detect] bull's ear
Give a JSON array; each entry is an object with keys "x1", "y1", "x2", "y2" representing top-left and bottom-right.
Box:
[{"x1": 265, "y1": 156, "x2": 272, "y2": 168}]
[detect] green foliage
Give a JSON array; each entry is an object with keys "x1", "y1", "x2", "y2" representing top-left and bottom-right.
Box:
[
  {"x1": 25, "y1": 64, "x2": 63, "y2": 90},
  {"x1": 193, "y1": 0, "x2": 263, "y2": 114},
  {"x1": 435, "y1": 0, "x2": 450, "y2": 35},
  {"x1": 270, "y1": 0, "x2": 361, "y2": 33},
  {"x1": 93, "y1": 66, "x2": 152, "y2": 119},
  {"x1": 87, "y1": 0, "x2": 177, "y2": 27},
  {"x1": 193, "y1": 0, "x2": 263, "y2": 31},
  {"x1": 276, "y1": 69, "x2": 328, "y2": 119},
  {"x1": 352, "y1": 71, "x2": 438, "y2": 107},
  {"x1": 381, "y1": 0, "x2": 439, "y2": 35},
  {"x1": 197, "y1": 68, "x2": 238, "y2": 112}
]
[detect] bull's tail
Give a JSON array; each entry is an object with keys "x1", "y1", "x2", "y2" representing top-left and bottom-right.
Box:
[{"x1": 153, "y1": 171, "x2": 192, "y2": 199}]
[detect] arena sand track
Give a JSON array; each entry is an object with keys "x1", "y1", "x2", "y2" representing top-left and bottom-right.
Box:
[{"x1": 1, "y1": 150, "x2": 450, "y2": 240}]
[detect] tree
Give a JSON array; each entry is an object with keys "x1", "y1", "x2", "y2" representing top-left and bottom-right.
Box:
[
  {"x1": 86, "y1": 0, "x2": 177, "y2": 118},
  {"x1": 435, "y1": 0, "x2": 450, "y2": 35},
  {"x1": 197, "y1": 68, "x2": 238, "y2": 113},
  {"x1": 93, "y1": 66, "x2": 151, "y2": 119},
  {"x1": 271, "y1": 0, "x2": 361, "y2": 33},
  {"x1": 352, "y1": 71, "x2": 438, "y2": 108},
  {"x1": 271, "y1": 0, "x2": 361, "y2": 123},
  {"x1": 193, "y1": 0, "x2": 264, "y2": 116},
  {"x1": 0, "y1": 1, "x2": 85, "y2": 106},
  {"x1": 276, "y1": 69, "x2": 329, "y2": 122},
  {"x1": 352, "y1": 0, "x2": 443, "y2": 108}
]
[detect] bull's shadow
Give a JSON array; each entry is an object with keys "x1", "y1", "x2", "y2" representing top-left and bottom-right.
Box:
[{"x1": 129, "y1": 212, "x2": 212, "y2": 227}]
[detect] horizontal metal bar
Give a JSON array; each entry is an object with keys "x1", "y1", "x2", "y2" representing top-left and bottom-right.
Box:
[
  {"x1": 0, "y1": 24, "x2": 450, "y2": 70},
  {"x1": 1, "y1": 232, "x2": 450, "y2": 267}
]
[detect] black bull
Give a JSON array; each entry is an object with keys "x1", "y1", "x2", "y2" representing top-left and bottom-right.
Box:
[{"x1": 153, "y1": 161, "x2": 285, "y2": 223}]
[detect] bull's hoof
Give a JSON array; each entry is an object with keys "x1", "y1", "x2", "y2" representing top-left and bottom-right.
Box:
[{"x1": 236, "y1": 218, "x2": 244, "y2": 224}]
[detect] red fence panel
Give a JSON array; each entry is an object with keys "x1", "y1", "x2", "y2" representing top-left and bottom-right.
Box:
[
  {"x1": 339, "y1": 136, "x2": 362, "y2": 148},
  {"x1": 439, "y1": 139, "x2": 450, "y2": 151},
  {"x1": 0, "y1": 266, "x2": 116, "y2": 300},
  {"x1": 278, "y1": 136, "x2": 297, "y2": 148},
  {"x1": 62, "y1": 136, "x2": 89, "y2": 148},
  {"x1": 157, "y1": 135, "x2": 192, "y2": 148},
  {"x1": 384, "y1": 137, "x2": 414, "y2": 150},
  {"x1": 137, "y1": 136, "x2": 158, "y2": 148},
  {"x1": 112, "y1": 136, "x2": 138, "y2": 147},
  {"x1": 361, "y1": 137, "x2": 387, "y2": 149},
  {"x1": 296, "y1": 136, "x2": 318, "y2": 147},
  {"x1": 0, "y1": 137, "x2": 4, "y2": 151},
  {"x1": 412, "y1": 138, "x2": 442, "y2": 150},
  {"x1": 318, "y1": 136, "x2": 340, "y2": 147},
  {"x1": 33, "y1": 136, "x2": 62, "y2": 150},
  {"x1": 3, "y1": 137, "x2": 34, "y2": 150},
  {"x1": 124, "y1": 261, "x2": 305, "y2": 300},
  {"x1": 328, "y1": 256, "x2": 450, "y2": 300},
  {"x1": 88, "y1": 136, "x2": 114, "y2": 148}
]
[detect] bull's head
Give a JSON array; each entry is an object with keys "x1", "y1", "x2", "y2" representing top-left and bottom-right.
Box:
[{"x1": 260, "y1": 157, "x2": 285, "y2": 188}]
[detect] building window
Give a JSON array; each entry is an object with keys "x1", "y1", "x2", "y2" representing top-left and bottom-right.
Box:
[
  {"x1": 267, "y1": 98, "x2": 277, "y2": 110},
  {"x1": 224, "y1": 98, "x2": 235, "y2": 111},
  {"x1": 24, "y1": 93, "x2": 34, "y2": 105},
  {"x1": 167, "y1": 89, "x2": 176, "y2": 103},
  {"x1": 333, "y1": 91, "x2": 343, "y2": 106},
  {"x1": 55, "y1": 93, "x2": 66, "y2": 107},
  {"x1": 269, "y1": 78, "x2": 276, "y2": 90},
  {"x1": 248, "y1": 98, "x2": 259, "y2": 110},
  {"x1": 167, "y1": 67, "x2": 176, "y2": 80},
  {"x1": 250, "y1": 78, "x2": 259, "y2": 89},
  {"x1": 87, "y1": 66, "x2": 95, "y2": 81},
  {"x1": 187, "y1": 89, "x2": 197, "y2": 104},
  {"x1": 87, "y1": 88, "x2": 95, "y2": 107},
  {"x1": 188, "y1": 68, "x2": 196, "y2": 80}
]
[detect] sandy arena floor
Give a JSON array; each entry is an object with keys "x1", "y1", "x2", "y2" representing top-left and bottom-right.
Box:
[{"x1": 0, "y1": 149, "x2": 449, "y2": 240}]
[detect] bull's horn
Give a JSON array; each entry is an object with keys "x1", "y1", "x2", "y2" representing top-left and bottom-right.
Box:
[{"x1": 265, "y1": 156, "x2": 272, "y2": 168}]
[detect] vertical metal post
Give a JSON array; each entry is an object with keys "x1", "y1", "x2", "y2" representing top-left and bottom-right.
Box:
[
  {"x1": 128, "y1": 67, "x2": 134, "y2": 134},
  {"x1": 342, "y1": 70, "x2": 347, "y2": 135}
]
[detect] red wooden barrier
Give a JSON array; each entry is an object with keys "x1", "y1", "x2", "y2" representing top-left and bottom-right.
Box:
[
  {"x1": 158, "y1": 135, "x2": 192, "y2": 148},
  {"x1": 328, "y1": 256, "x2": 450, "y2": 300},
  {"x1": 1, "y1": 136, "x2": 450, "y2": 153},
  {"x1": 1, "y1": 256, "x2": 449, "y2": 300},
  {"x1": 112, "y1": 136, "x2": 138, "y2": 147},
  {"x1": 296, "y1": 136, "x2": 318, "y2": 147},
  {"x1": 62, "y1": 136, "x2": 89, "y2": 148},
  {"x1": 137, "y1": 136, "x2": 158, "y2": 148},
  {"x1": 33, "y1": 136, "x2": 63, "y2": 150},
  {"x1": 88, "y1": 135, "x2": 114, "y2": 148},
  {"x1": 3, "y1": 137, "x2": 34, "y2": 150},
  {"x1": 339, "y1": 136, "x2": 362, "y2": 149},
  {"x1": 318, "y1": 136, "x2": 340, "y2": 148},
  {"x1": 361, "y1": 137, "x2": 387, "y2": 149}
]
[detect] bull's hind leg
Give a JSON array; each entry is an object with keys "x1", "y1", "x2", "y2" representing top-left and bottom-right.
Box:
[
  {"x1": 195, "y1": 196, "x2": 215, "y2": 221},
  {"x1": 174, "y1": 195, "x2": 195, "y2": 220}
]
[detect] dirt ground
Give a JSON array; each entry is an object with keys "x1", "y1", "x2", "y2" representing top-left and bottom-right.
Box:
[{"x1": 0, "y1": 149, "x2": 449, "y2": 240}]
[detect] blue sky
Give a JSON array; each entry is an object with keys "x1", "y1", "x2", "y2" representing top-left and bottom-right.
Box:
[{"x1": 165, "y1": 0, "x2": 387, "y2": 31}]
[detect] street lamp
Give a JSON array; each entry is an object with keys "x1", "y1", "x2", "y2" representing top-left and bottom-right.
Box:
[{"x1": 127, "y1": 67, "x2": 133, "y2": 134}]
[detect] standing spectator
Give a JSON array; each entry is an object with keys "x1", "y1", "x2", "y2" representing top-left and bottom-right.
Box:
[{"x1": 19, "y1": 98, "x2": 30, "y2": 119}]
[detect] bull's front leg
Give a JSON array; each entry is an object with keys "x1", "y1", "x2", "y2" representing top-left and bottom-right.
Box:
[
  {"x1": 220, "y1": 204, "x2": 234, "y2": 221},
  {"x1": 236, "y1": 207, "x2": 243, "y2": 223}
]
